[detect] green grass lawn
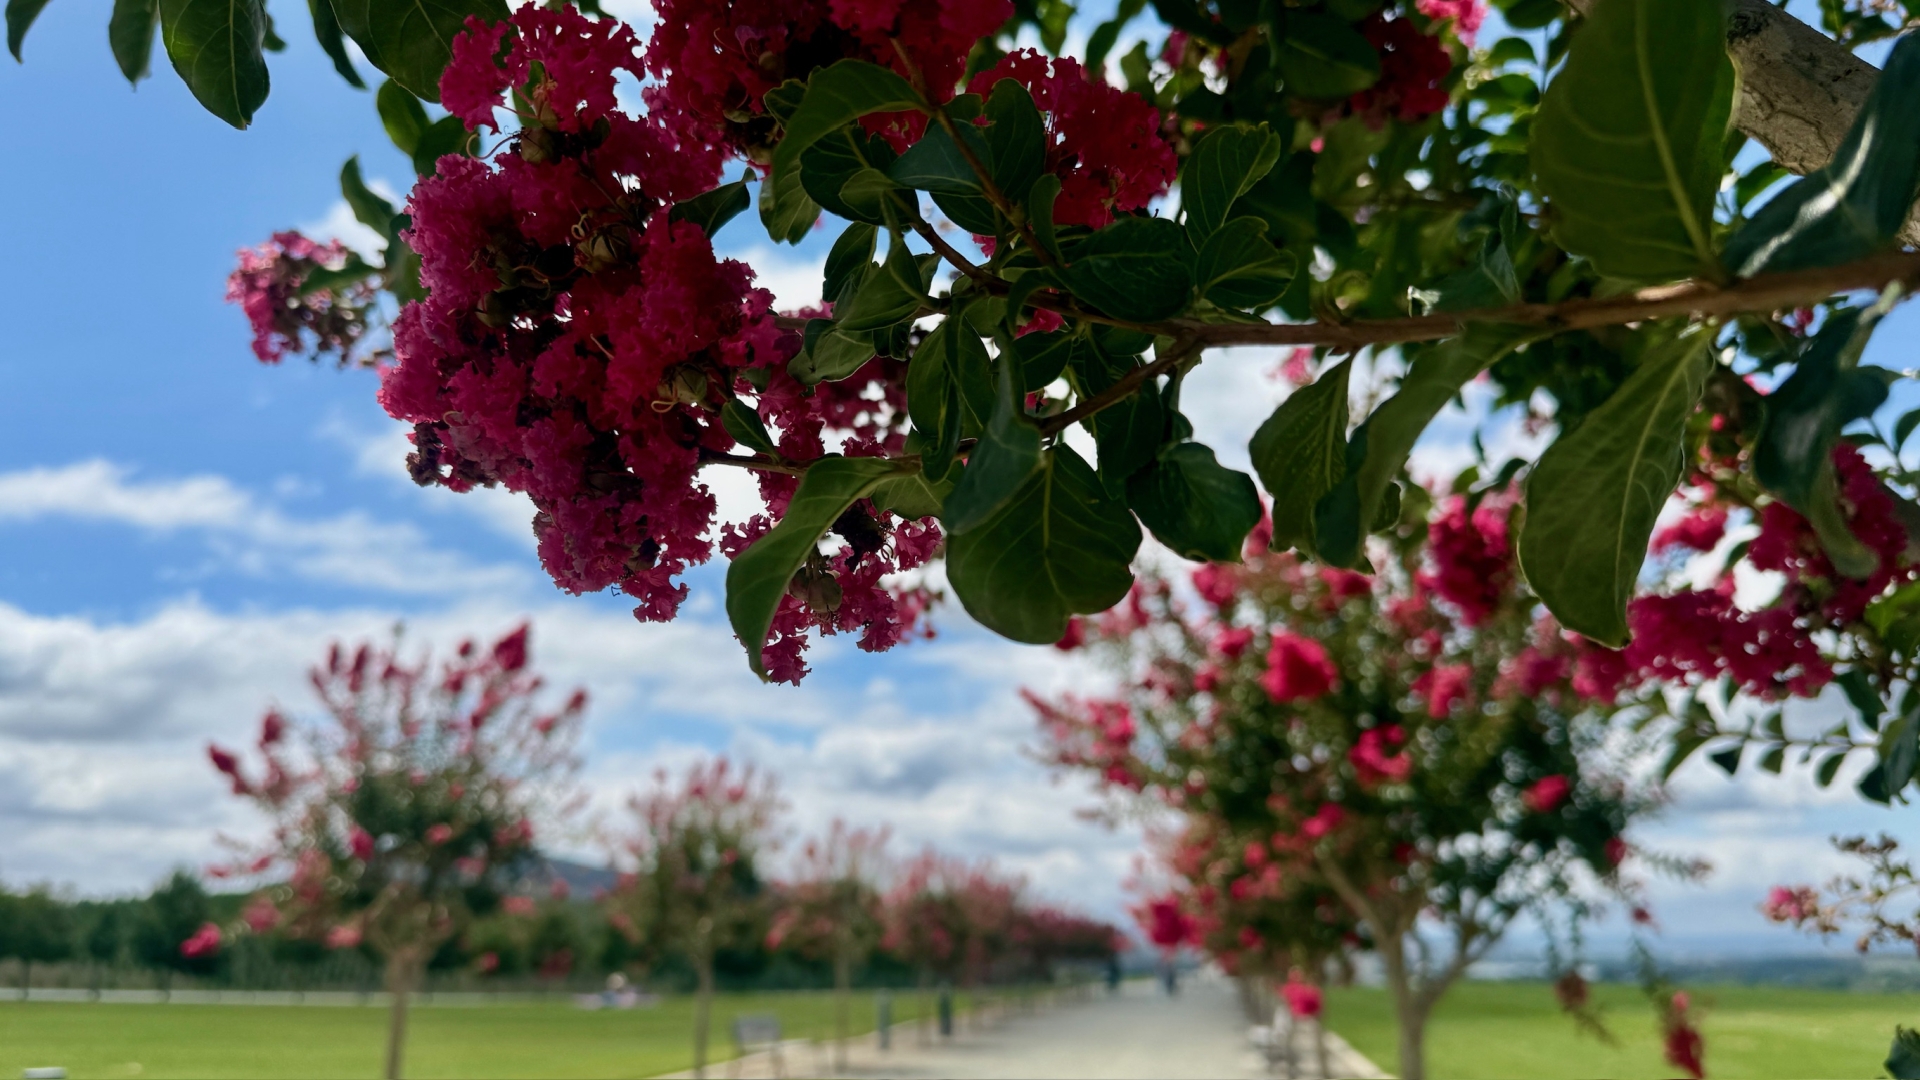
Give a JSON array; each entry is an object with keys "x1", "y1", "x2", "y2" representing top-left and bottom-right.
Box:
[
  {"x1": 1327, "y1": 980, "x2": 1920, "y2": 1079},
  {"x1": 0, "y1": 989, "x2": 954, "y2": 1079}
]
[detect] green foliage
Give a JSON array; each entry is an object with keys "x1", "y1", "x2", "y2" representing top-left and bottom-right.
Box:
[
  {"x1": 1126, "y1": 442, "x2": 1262, "y2": 562},
  {"x1": 669, "y1": 178, "x2": 754, "y2": 239},
  {"x1": 943, "y1": 362, "x2": 1043, "y2": 535},
  {"x1": 107, "y1": 0, "x2": 160, "y2": 83},
  {"x1": 1250, "y1": 355, "x2": 1352, "y2": 555},
  {"x1": 3, "y1": 0, "x2": 52, "y2": 60},
  {"x1": 1519, "y1": 330, "x2": 1714, "y2": 646},
  {"x1": 1725, "y1": 34, "x2": 1920, "y2": 277},
  {"x1": 1272, "y1": 11, "x2": 1380, "y2": 99},
  {"x1": 340, "y1": 0, "x2": 509, "y2": 103},
  {"x1": 770, "y1": 60, "x2": 924, "y2": 191},
  {"x1": 1529, "y1": 0, "x2": 1733, "y2": 282},
  {"x1": 946, "y1": 446, "x2": 1140, "y2": 644},
  {"x1": 158, "y1": 0, "x2": 272, "y2": 129},
  {"x1": 1182, "y1": 125, "x2": 1284, "y2": 244},
  {"x1": 307, "y1": 0, "x2": 362, "y2": 89},
  {"x1": 725, "y1": 457, "x2": 910, "y2": 681},
  {"x1": 1889, "y1": 1026, "x2": 1920, "y2": 1080},
  {"x1": 1061, "y1": 217, "x2": 1193, "y2": 321}
]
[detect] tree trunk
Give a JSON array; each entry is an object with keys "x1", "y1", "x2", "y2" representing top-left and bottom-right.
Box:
[
  {"x1": 692, "y1": 949, "x2": 715, "y2": 1080},
  {"x1": 383, "y1": 949, "x2": 420, "y2": 1080},
  {"x1": 1378, "y1": 940, "x2": 1431, "y2": 1080},
  {"x1": 832, "y1": 950, "x2": 852, "y2": 1072},
  {"x1": 916, "y1": 969, "x2": 931, "y2": 1047}
]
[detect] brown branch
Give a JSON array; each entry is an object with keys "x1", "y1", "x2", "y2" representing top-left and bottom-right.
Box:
[
  {"x1": 698, "y1": 451, "x2": 807, "y2": 476},
  {"x1": 1039, "y1": 334, "x2": 1202, "y2": 437},
  {"x1": 910, "y1": 220, "x2": 997, "y2": 287},
  {"x1": 1169, "y1": 251, "x2": 1920, "y2": 350}
]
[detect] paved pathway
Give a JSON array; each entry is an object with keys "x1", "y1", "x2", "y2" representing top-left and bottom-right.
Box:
[{"x1": 708, "y1": 975, "x2": 1386, "y2": 1080}]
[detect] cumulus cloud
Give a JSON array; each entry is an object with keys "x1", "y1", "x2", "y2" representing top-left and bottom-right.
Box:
[{"x1": 0, "y1": 459, "x2": 528, "y2": 597}]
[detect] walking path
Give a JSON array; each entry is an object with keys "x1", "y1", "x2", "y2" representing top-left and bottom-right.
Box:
[{"x1": 695, "y1": 975, "x2": 1386, "y2": 1080}]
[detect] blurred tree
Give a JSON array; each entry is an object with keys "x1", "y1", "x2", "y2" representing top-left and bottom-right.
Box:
[{"x1": 767, "y1": 821, "x2": 891, "y2": 1069}]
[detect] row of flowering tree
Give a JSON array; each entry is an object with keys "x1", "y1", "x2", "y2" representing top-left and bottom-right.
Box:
[
  {"x1": 1032, "y1": 488, "x2": 1710, "y2": 1080},
  {"x1": 206, "y1": 625, "x2": 1118, "y2": 1079}
]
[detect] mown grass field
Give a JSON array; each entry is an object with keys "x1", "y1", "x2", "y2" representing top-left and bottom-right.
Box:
[
  {"x1": 0, "y1": 989, "x2": 952, "y2": 1079},
  {"x1": 1328, "y1": 980, "x2": 1920, "y2": 1079}
]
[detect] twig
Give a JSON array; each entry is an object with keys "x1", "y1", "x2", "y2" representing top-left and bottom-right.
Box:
[
  {"x1": 698, "y1": 451, "x2": 807, "y2": 476},
  {"x1": 1039, "y1": 334, "x2": 1203, "y2": 437}
]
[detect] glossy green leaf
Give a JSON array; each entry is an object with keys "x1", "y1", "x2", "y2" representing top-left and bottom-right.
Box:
[
  {"x1": 1250, "y1": 356, "x2": 1352, "y2": 554},
  {"x1": 721, "y1": 399, "x2": 779, "y2": 457},
  {"x1": 1273, "y1": 12, "x2": 1381, "y2": 99},
  {"x1": 984, "y1": 78, "x2": 1044, "y2": 205},
  {"x1": 308, "y1": 0, "x2": 361, "y2": 88},
  {"x1": 1013, "y1": 330, "x2": 1080, "y2": 393},
  {"x1": 889, "y1": 120, "x2": 991, "y2": 196},
  {"x1": 790, "y1": 325, "x2": 874, "y2": 384},
  {"x1": 108, "y1": 0, "x2": 160, "y2": 83},
  {"x1": 946, "y1": 445, "x2": 1141, "y2": 644},
  {"x1": 1128, "y1": 442, "x2": 1263, "y2": 562},
  {"x1": 1882, "y1": 703, "x2": 1920, "y2": 797},
  {"x1": 1519, "y1": 330, "x2": 1715, "y2": 646},
  {"x1": 771, "y1": 60, "x2": 924, "y2": 183},
  {"x1": 1314, "y1": 327, "x2": 1534, "y2": 569},
  {"x1": 158, "y1": 0, "x2": 272, "y2": 128},
  {"x1": 822, "y1": 223, "x2": 876, "y2": 307},
  {"x1": 4, "y1": 0, "x2": 51, "y2": 60},
  {"x1": 1753, "y1": 300, "x2": 1900, "y2": 578},
  {"x1": 330, "y1": 0, "x2": 382, "y2": 70},
  {"x1": 1027, "y1": 173, "x2": 1064, "y2": 262},
  {"x1": 1062, "y1": 216, "x2": 1193, "y2": 322},
  {"x1": 759, "y1": 160, "x2": 821, "y2": 245},
  {"x1": 670, "y1": 178, "x2": 753, "y2": 239},
  {"x1": 1724, "y1": 34, "x2": 1920, "y2": 277},
  {"x1": 905, "y1": 317, "x2": 969, "y2": 482},
  {"x1": 1408, "y1": 231, "x2": 1520, "y2": 314},
  {"x1": 376, "y1": 79, "x2": 429, "y2": 156},
  {"x1": 1195, "y1": 218, "x2": 1297, "y2": 309},
  {"x1": 340, "y1": 156, "x2": 398, "y2": 248},
  {"x1": 1183, "y1": 124, "x2": 1284, "y2": 244},
  {"x1": 944, "y1": 361, "x2": 1043, "y2": 535},
  {"x1": 411, "y1": 114, "x2": 470, "y2": 175},
  {"x1": 726, "y1": 456, "x2": 908, "y2": 679},
  {"x1": 837, "y1": 241, "x2": 926, "y2": 333},
  {"x1": 871, "y1": 470, "x2": 953, "y2": 521},
  {"x1": 356, "y1": 0, "x2": 508, "y2": 103},
  {"x1": 1529, "y1": 0, "x2": 1732, "y2": 282}
]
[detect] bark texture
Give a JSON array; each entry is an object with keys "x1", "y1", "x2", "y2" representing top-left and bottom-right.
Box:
[{"x1": 1565, "y1": 0, "x2": 1918, "y2": 244}]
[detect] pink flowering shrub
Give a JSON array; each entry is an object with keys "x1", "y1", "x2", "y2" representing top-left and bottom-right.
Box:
[
  {"x1": 226, "y1": 231, "x2": 376, "y2": 365},
  {"x1": 1034, "y1": 494, "x2": 1668, "y2": 1079}
]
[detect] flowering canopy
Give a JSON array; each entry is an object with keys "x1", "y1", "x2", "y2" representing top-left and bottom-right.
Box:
[{"x1": 210, "y1": 625, "x2": 585, "y2": 960}]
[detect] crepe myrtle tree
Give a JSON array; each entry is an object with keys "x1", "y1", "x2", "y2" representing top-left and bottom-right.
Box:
[
  {"x1": 22, "y1": 0, "x2": 1920, "y2": 708},
  {"x1": 605, "y1": 757, "x2": 782, "y2": 1080},
  {"x1": 1030, "y1": 499, "x2": 1681, "y2": 1080},
  {"x1": 765, "y1": 820, "x2": 891, "y2": 1071},
  {"x1": 208, "y1": 624, "x2": 586, "y2": 1080}
]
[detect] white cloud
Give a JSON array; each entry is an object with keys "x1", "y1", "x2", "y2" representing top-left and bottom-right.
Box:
[
  {"x1": 0, "y1": 459, "x2": 527, "y2": 597},
  {"x1": 728, "y1": 244, "x2": 828, "y2": 311}
]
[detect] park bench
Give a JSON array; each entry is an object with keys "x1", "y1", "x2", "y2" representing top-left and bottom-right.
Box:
[{"x1": 727, "y1": 1014, "x2": 809, "y2": 1079}]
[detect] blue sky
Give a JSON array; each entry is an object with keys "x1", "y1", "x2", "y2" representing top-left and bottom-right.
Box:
[{"x1": 0, "y1": 0, "x2": 1914, "y2": 960}]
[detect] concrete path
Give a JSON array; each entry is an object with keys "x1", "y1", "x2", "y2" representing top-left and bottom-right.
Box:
[{"x1": 701, "y1": 975, "x2": 1387, "y2": 1080}]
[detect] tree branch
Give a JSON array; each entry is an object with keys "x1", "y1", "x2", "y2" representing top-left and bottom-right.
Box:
[{"x1": 1038, "y1": 334, "x2": 1203, "y2": 437}]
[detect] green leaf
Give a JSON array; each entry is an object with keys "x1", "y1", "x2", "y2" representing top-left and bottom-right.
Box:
[
  {"x1": 1250, "y1": 356, "x2": 1352, "y2": 555},
  {"x1": 905, "y1": 315, "x2": 977, "y2": 482},
  {"x1": 836, "y1": 241, "x2": 926, "y2": 333},
  {"x1": 670, "y1": 178, "x2": 754, "y2": 239},
  {"x1": 721, "y1": 400, "x2": 779, "y2": 457},
  {"x1": 1409, "y1": 231, "x2": 1521, "y2": 314},
  {"x1": 1752, "y1": 301, "x2": 1899, "y2": 579},
  {"x1": 1273, "y1": 12, "x2": 1381, "y2": 99},
  {"x1": 1759, "y1": 744, "x2": 1786, "y2": 775},
  {"x1": 330, "y1": 0, "x2": 382, "y2": 70},
  {"x1": 1816, "y1": 750, "x2": 1847, "y2": 788},
  {"x1": 1062, "y1": 216, "x2": 1193, "y2": 322},
  {"x1": 1529, "y1": 0, "x2": 1733, "y2": 282},
  {"x1": 726, "y1": 456, "x2": 908, "y2": 679},
  {"x1": 4, "y1": 0, "x2": 51, "y2": 60},
  {"x1": 308, "y1": 0, "x2": 362, "y2": 88},
  {"x1": 1519, "y1": 330, "x2": 1715, "y2": 646},
  {"x1": 1028, "y1": 173, "x2": 1065, "y2": 262},
  {"x1": 770, "y1": 60, "x2": 924, "y2": 183},
  {"x1": 1724, "y1": 34, "x2": 1920, "y2": 277},
  {"x1": 1837, "y1": 667, "x2": 1889, "y2": 727},
  {"x1": 340, "y1": 157, "x2": 398, "y2": 248},
  {"x1": 1194, "y1": 219, "x2": 1297, "y2": 309},
  {"x1": 1708, "y1": 744, "x2": 1742, "y2": 775},
  {"x1": 1183, "y1": 124, "x2": 1284, "y2": 244},
  {"x1": 790, "y1": 324, "x2": 875, "y2": 384},
  {"x1": 822, "y1": 223, "x2": 876, "y2": 307},
  {"x1": 946, "y1": 445, "x2": 1141, "y2": 644},
  {"x1": 376, "y1": 78, "x2": 429, "y2": 156},
  {"x1": 1882, "y1": 703, "x2": 1920, "y2": 797},
  {"x1": 158, "y1": 0, "x2": 272, "y2": 129},
  {"x1": 944, "y1": 360, "x2": 1043, "y2": 535},
  {"x1": 1128, "y1": 442, "x2": 1263, "y2": 562},
  {"x1": 760, "y1": 160, "x2": 822, "y2": 245},
  {"x1": 1886, "y1": 1027, "x2": 1920, "y2": 1080},
  {"x1": 871, "y1": 470, "x2": 953, "y2": 521},
  {"x1": 1314, "y1": 327, "x2": 1535, "y2": 569},
  {"x1": 1013, "y1": 330, "x2": 1080, "y2": 393},
  {"x1": 889, "y1": 120, "x2": 991, "y2": 196},
  {"x1": 411, "y1": 114, "x2": 471, "y2": 176},
  {"x1": 356, "y1": 0, "x2": 508, "y2": 103},
  {"x1": 984, "y1": 78, "x2": 1045, "y2": 205},
  {"x1": 108, "y1": 0, "x2": 161, "y2": 83}
]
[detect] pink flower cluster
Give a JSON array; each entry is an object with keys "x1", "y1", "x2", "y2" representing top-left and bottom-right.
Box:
[
  {"x1": 1420, "y1": 494, "x2": 1513, "y2": 625},
  {"x1": 1347, "y1": 15, "x2": 1454, "y2": 126},
  {"x1": 1262, "y1": 632, "x2": 1338, "y2": 702},
  {"x1": 380, "y1": 7, "x2": 933, "y2": 681},
  {"x1": 1348, "y1": 725, "x2": 1412, "y2": 786},
  {"x1": 1415, "y1": 0, "x2": 1485, "y2": 44},
  {"x1": 645, "y1": 0, "x2": 1009, "y2": 159},
  {"x1": 226, "y1": 231, "x2": 373, "y2": 364},
  {"x1": 967, "y1": 50, "x2": 1179, "y2": 230}
]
